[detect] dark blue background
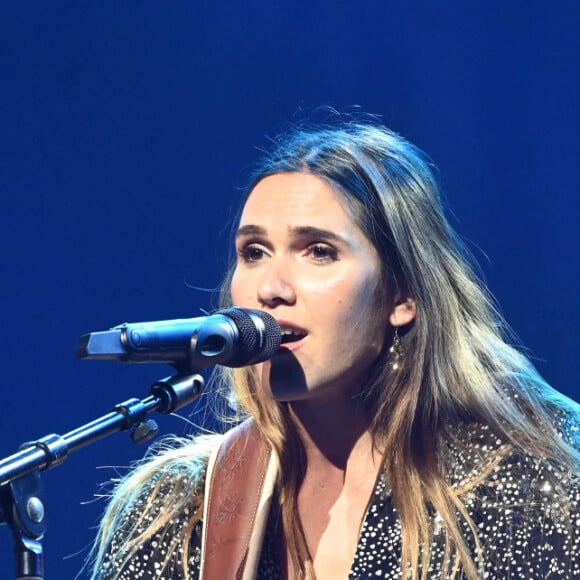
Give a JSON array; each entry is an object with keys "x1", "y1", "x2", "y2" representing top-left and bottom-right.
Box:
[{"x1": 1, "y1": 2, "x2": 578, "y2": 578}]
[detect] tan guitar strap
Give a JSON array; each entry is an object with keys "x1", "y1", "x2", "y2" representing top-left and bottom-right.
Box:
[{"x1": 200, "y1": 419, "x2": 279, "y2": 579}]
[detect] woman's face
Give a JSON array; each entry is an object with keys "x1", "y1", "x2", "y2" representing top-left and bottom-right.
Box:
[{"x1": 230, "y1": 172, "x2": 390, "y2": 402}]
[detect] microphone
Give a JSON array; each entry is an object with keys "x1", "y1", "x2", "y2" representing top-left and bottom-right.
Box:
[{"x1": 76, "y1": 307, "x2": 281, "y2": 371}]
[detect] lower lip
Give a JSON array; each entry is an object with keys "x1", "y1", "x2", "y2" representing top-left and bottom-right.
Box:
[{"x1": 277, "y1": 338, "x2": 305, "y2": 353}]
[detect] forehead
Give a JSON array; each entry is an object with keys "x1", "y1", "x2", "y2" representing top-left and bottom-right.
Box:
[{"x1": 240, "y1": 172, "x2": 357, "y2": 229}]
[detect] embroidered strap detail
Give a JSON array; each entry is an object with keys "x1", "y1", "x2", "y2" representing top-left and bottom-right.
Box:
[{"x1": 201, "y1": 419, "x2": 272, "y2": 579}]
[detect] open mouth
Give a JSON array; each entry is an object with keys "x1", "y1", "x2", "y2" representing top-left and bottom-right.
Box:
[{"x1": 280, "y1": 327, "x2": 307, "y2": 345}]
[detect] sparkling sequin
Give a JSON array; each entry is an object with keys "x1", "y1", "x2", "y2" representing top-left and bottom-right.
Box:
[{"x1": 98, "y1": 417, "x2": 580, "y2": 579}]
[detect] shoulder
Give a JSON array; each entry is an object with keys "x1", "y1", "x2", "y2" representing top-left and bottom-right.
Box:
[
  {"x1": 112, "y1": 432, "x2": 224, "y2": 516},
  {"x1": 91, "y1": 432, "x2": 224, "y2": 579},
  {"x1": 444, "y1": 416, "x2": 580, "y2": 577},
  {"x1": 443, "y1": 404, "x2": 580, "y2": 488}
]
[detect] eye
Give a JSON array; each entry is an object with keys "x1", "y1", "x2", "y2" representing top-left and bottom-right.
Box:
[
  {"x1": 237, "y1": 244, "x2": 268, "y2": 263},
  {"x1": 307, "y1": 244, "x2": 338, "y2": 262}
]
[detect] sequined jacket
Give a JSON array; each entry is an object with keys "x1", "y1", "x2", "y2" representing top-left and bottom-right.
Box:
[{"x1": 97, "y1": 417, "x2": 580, "y2": 579}]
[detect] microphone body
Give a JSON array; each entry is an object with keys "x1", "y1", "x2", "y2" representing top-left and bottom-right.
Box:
[{"x1": 77, "y1": 308, "x2": 281, "y2": 371}]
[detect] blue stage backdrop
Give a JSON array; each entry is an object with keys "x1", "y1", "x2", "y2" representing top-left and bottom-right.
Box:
[{"x1": 0, "y1": 2, "x2": 578, "y2": 578}]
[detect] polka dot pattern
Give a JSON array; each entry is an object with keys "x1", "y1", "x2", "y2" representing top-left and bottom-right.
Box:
[{"x1": 98, "y1": 417, "x2": 580, "y2": 579}]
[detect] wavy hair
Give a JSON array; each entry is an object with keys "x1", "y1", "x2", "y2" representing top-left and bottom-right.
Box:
[
  {"x1": 218, "y1": 122, "x2": 580, "y2": 579},
  {"x1": 90, "y1": 121, "x2": 579, "y2": 579}
]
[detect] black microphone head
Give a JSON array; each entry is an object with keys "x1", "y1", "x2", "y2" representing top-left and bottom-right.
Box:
[{"x1": 216, "y1": 307, "x2": 281, "y2": 367}]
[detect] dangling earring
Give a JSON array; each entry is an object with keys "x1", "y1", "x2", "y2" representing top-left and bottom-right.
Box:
[{"x1": 389, "y1": 328, "x2": 403, "y2": 371}]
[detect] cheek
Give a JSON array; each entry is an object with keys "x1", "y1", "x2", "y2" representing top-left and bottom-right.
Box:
[
  {"x1": 333, "y1": 273, "x2": 381, "y2": 316},
  {"x1": 345, "y1": 275, "x2": 388, "y2": 347}
]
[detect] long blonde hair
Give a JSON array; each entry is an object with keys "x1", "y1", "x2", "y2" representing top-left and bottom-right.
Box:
[
  {"x1": 90, "y1": 121, "x2": 580, "y2": 579},
  {"x1": 218, "y1": 122, "x2": 580, "y2": 578}
]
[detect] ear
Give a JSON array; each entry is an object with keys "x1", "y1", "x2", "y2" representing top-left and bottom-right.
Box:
[{"x1": 389, "y1": 298, "x2": 417, "y2": 327}]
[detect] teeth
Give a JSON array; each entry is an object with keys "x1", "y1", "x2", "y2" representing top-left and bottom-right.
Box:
[
  {"x1": 279, "y1": 326, "x2": 306, "y2": 342},
  {"x1": 280, "y1": 328, "x2": 304, "y2": 336}
]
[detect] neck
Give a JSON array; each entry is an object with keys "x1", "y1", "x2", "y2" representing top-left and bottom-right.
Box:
[{"x1": 287, "y1": 395, "x2": 377, "y2": 471}]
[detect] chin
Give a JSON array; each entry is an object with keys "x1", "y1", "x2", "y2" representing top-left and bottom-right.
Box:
[{"x1": 260, "y1": 356, "x2": 310, "y2": 401}]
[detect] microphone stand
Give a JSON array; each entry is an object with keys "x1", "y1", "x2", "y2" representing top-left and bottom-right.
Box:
[{"x1": 0, "y1": 372, "x2": 204, "y2": 580}]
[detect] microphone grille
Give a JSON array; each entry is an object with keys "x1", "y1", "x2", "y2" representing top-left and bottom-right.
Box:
[{"x1": 218, "y1": 307, "x2": 281, "y2": 367}]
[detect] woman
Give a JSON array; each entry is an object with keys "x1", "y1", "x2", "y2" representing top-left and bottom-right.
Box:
[{"x1": 90, "y1": 121, "x2": 580, "y2": 579}]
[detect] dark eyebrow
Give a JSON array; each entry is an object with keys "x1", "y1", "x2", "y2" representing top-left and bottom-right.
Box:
[
  {"x1": 289, "y1": 226, "x2": 344, "y2": 244},
  {"x1": 236, "y1": 224, "x2": 346, "y2": 244},
  {"x1": 236, "y1": 225, "x2": 266, "y2": 238}
]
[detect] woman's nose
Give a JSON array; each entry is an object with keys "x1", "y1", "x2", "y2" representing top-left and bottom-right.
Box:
[{"x1": 257, "y1": 260, "x2": 296, "y2": 307}]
